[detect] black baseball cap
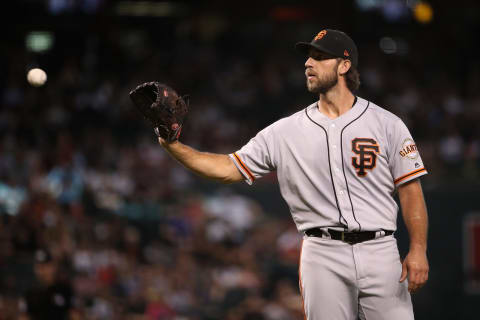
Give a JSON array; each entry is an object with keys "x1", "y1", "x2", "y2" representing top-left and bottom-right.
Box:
[{"x1": 295, "y1": 29, "x2": 358, "y2": 68}]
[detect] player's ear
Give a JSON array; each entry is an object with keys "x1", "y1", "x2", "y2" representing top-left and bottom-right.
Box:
[{"x1": 338, "y1": 59, "x2": 351, "y2": 76}]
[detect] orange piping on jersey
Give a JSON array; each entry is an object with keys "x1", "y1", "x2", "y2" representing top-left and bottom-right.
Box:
[
  {"x1": 233, "y1": 153, "x2": 255, "y2": 182},
  {"x1": 298, "y1": 239, "x2": 307, "y2": 320},
  {"x1": 394, "y1": 168, "x2": 427, "y2": 185}
]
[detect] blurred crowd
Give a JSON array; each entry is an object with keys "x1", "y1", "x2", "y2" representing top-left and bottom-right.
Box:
[
  {"x1": 1, "y1": 11, "x2": 479, "y2": 320},
  {"x1": 0, "y1": 185, "x2": 304, "y2": 319}
]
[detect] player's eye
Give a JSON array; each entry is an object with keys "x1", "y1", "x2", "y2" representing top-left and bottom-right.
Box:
[{"x1": 309, "y1": 50, "x2": 334, "y2": 61}]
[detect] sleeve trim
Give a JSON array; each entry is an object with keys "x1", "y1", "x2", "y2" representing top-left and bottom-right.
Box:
[
  {"x1": 394, "y1": 168, "x2": 427, "y2": 185},
  {"x1": 232, "y1": 153, "x2": 255, "y2": 183}
]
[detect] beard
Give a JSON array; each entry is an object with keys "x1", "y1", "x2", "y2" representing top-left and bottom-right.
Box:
[{"x1": 306, "y1": 65, "x2": 339, "y2": 94}]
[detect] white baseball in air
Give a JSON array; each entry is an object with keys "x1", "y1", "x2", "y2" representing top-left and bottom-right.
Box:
[{"x1": 27, "y1": 68, "x2": 47, "y2": 87}]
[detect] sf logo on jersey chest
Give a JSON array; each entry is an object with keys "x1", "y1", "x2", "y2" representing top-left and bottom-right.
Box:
[{"x1": 351, "y1": 138, "x2": 380, "y2": 177}]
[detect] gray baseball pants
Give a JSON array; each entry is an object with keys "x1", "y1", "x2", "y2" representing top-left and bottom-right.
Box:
[{"x1": 299, "y1": 233, "x2": 414, "y2": 320}]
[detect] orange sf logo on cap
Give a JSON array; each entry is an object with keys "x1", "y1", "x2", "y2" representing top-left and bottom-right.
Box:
[
  {"x1": 314, "y1": 30, "x2": 327, "y2": 41},
  {"x1": 344, "y1": 50, "x2": 349, "y2": 57}
]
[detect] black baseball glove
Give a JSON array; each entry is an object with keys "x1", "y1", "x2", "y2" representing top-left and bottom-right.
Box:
[{"x1": 129, "y1": 82, "x2": 188, "y2": 143}]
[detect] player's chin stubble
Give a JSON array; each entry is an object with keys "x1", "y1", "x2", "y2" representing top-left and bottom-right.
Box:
[{"x1": 307, "y1": 72, "x2": 338, "y2": 94}]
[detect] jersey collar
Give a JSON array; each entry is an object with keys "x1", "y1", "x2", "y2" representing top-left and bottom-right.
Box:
[{"x1": 306, "y1": 96, "x2": 368, "y2": 127}]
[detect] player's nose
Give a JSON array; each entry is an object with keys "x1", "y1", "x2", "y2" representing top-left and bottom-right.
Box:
[{"x1": 305, "y1": 57, "x2": 314, "y2": 68}]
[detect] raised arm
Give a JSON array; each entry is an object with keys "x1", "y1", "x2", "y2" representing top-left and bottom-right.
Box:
[
  {"x1": 397, "y1": 179, "x2": 429, "y2": 293},
  {"x1": 128, "y1": 82, "x2": 245, "y2": 184},
  {"x1": 159, "y1": 139, "x2": 244, "y2": 184}
]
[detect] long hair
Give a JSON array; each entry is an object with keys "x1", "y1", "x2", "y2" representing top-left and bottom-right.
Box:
[{"x1": 344, "y1": 66, "x2": 361, "y2": 93}]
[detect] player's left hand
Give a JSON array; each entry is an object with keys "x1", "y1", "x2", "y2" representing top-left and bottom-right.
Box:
[{"x1": 399, "y1": 248, "x2": 429, "y2": 293}]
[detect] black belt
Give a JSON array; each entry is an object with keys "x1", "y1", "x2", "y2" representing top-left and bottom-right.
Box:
[{"x1": 305, "y1": 228, "x2": 394, "y2": 245}]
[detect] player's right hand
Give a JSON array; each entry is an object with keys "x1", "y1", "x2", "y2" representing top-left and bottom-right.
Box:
[{"x1": 129, "y1": 82, "x2": 188, "y2": 143}]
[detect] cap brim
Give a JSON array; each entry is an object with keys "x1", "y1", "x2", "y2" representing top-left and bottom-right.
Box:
[
  {"x1": 295, "y1": 42, "x2": 338, "y2": 58},
  {"x1": 295, "y1": 42, "x2": 314, "y2": 54}
]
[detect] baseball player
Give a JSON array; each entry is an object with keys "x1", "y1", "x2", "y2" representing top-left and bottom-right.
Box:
[{"x1": 130, "y1": 29, "x2": 429, "y2": 320}]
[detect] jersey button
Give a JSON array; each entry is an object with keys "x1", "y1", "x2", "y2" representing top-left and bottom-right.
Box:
[
  {"x1": 335, "y1": 167, "x2": 340, "y2": 172},
  {"x1": 332, "y1": 145, "x2": 337, "y2": 149},
  {"x1": 331, "y1": 123, "x2": 336, "y2": 128},
  {"x1": 339, "y1": 190, "x2": 344, "y2": 195}
]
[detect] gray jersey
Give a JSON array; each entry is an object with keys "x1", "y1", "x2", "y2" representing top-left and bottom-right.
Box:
[{"x1": 230, "y1": 97, "x2": 427, "y2": 232}]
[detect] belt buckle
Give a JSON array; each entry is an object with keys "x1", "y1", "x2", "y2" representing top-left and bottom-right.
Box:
[
  {"x1": 341, "y1": 232, "x2": 354, "y2": 245},
  {"x1": 342, "y1": 231, "x2": 357, "y2": 245}
]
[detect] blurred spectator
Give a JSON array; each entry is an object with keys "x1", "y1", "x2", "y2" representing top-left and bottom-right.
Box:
[{"x1": 23, "y1": 249, "x2": 73, "y2": 320}]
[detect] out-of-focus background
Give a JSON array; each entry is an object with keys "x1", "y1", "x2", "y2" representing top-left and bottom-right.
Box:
[{"x1": 1, "y1": 0, "x2": 479, "y2": 319}]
